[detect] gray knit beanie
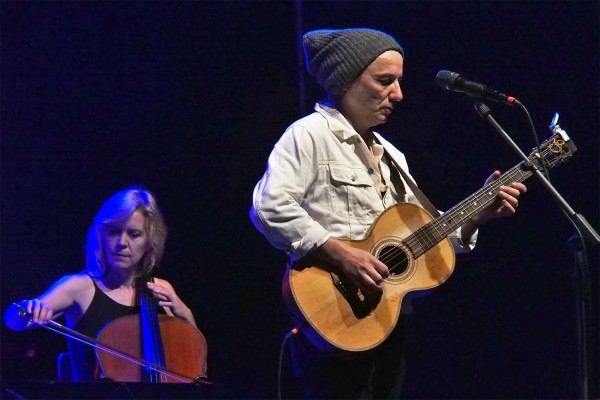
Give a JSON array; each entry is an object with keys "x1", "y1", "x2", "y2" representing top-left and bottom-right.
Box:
[{"x1": 303, "y1": 28, "x2": 404, "y2": 96}]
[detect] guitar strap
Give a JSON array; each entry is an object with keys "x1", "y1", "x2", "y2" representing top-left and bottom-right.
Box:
[{"x1": 383, "y1": 146, "x2": 441, "y2": 218}]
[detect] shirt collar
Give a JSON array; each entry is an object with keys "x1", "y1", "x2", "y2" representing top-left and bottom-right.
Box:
[{"x1": 314, "y1": 102, "x2": 360, "y2": 142}]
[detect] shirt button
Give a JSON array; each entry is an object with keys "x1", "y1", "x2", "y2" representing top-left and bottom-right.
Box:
[
  {"x1": 350, "y1": 174, "x2": 357, "y2": 181},
  {"x1": 367, "y1": 168, "x2": 374, "y2": 174}
]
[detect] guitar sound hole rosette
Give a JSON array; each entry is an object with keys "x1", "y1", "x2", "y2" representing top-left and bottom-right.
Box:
[{"x1": 373, "y1": 239, "x2": 415, "y2": 283}]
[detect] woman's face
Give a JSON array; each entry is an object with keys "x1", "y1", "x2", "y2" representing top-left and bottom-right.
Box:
[
  {"x1": 340, "y1": 50, "x2": 404, "y2": 135},
  {"x1": 103, "y1": 210, "x2": 150, "y2": 272}
]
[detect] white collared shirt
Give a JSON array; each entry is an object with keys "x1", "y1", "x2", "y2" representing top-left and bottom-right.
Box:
[{"x1": 250, "y1": 102, "x2": 476, "y2": 259}]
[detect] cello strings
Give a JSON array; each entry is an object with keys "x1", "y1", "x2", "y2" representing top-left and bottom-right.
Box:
[{"x1": 142, "y1": 276, "x2": 167, "y2": 382}]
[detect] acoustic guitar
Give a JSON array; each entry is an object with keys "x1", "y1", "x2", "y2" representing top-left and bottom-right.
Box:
[{"x1": 283, "y1": 123, "x2": 576, "y2": 352}]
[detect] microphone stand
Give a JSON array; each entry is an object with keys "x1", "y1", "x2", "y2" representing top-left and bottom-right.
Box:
[{"x1": 474, "y1": 101, "x2": 599, "y2": 400}]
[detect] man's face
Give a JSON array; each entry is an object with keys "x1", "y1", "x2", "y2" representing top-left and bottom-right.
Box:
[{"x1": 341, "y1": 50, "x2": 404, "y2": 135}]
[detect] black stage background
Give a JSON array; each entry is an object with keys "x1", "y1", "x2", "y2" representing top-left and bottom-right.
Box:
[{"x1": 1, "y1": 1, "x2": 598, "y2": 399}]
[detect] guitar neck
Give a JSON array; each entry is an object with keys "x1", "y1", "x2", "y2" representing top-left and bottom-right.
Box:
[{"x1": 405, "y1": 162, "x2": 532, "y2": 258}]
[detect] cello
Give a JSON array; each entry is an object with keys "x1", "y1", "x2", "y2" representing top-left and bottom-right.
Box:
[
  {"x1": 95, "y1": 275, "x2": 208, "y2": 383},
  {"x1": 11, "y1": 275, "x2": 208, "y2": 384}
]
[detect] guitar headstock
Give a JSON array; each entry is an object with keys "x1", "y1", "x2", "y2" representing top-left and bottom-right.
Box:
[{"x1": 529, "y1": 113, "x2": 577, "y2": 170}]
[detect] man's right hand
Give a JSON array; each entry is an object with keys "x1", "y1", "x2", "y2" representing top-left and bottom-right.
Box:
[{"x1": 313, "y1": 237, "x2": 389, "y2": 294}]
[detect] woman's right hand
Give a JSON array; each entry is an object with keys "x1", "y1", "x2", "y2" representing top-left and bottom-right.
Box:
[
  {"x1": 23, "y1": 298, "x2": 55, "y2": 325},
  {"x1": 4, "y1": 299, "x2": 55, "y2": 330}
]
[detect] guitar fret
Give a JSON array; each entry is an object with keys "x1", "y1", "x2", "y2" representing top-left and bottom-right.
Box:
[
  {"x1": 405, "y1": 232, "x2": 425, "y2": 258},
  {"x1": 412, "y1": 228, "x2": 429, "y2": 254}
]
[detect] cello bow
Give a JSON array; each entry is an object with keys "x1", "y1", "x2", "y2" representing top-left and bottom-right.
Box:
[{"x1": 13, "y1": 303, "x2": 210, "y2": 384}]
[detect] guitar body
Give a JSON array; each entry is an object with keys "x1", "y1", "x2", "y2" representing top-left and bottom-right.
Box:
[{"x1": 283, "y1": 202, "x2": 456, "y2": 352}]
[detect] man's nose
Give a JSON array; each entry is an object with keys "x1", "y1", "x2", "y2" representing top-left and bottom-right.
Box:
[{"x1": 390, "y1": 81, "x2": 403, "y2": 102}]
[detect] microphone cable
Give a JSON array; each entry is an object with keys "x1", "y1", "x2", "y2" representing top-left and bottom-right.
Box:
[
  {"x1": 277, "y1": 325, "x2": 302, "y2": 400},
  {"x1": 514, "y1": 101, "x2": 551, "y2": 179}
]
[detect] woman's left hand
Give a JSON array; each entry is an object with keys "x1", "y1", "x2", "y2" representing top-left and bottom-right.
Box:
[{"x1": 147, "y1": 281, "x2": 196, "y2": 326}]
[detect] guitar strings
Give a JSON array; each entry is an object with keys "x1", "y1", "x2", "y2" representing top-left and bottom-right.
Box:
[{"x1": 377, "y1": 164, "x2": 531, "y2": 275}]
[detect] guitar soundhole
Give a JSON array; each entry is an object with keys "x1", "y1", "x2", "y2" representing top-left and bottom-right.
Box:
[{"x1": 378, "y1": 245, "x2": 408, "y2": 276}]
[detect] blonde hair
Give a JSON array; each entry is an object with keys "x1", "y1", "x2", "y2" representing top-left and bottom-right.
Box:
[{"x1": 85, "y1": 187, "x2": 167, "y2": 277}]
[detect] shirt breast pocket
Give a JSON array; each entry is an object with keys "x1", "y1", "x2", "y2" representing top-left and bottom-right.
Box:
[{"x1": 328, "y1": 164, "x2": 375, "y2": 219}]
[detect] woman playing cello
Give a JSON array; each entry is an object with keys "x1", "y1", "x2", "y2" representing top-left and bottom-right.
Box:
[{"x1": 4, "y1": 186, "x2": 201, "y2": 382}]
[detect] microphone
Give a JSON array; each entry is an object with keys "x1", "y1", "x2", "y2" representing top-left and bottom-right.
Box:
[{"x1": 436, "y1": 70, "x2": 521, "y2": 106}]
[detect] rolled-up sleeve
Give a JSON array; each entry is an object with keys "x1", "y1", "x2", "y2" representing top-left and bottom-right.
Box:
[
  {"x1": 250, "y1": 125, "x2": 330, "y2": 259},
  {"x1": 449, "y1": 228, "x2": 477, "y2": 253}
]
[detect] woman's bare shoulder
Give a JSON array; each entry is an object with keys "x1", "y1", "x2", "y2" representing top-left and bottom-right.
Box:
[{"x1": 52, "y1": 272, "x2": 94, "y2": 289}]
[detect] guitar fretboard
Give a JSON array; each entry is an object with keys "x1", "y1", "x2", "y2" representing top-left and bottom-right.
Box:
[{"x1": 404, "y1": 163, "x2": 532, "y2": 259}]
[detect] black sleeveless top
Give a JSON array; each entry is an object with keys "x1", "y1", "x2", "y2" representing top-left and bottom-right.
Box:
[{"x1": 68, "y1": 276, "x2": 140, "y2": 382}]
